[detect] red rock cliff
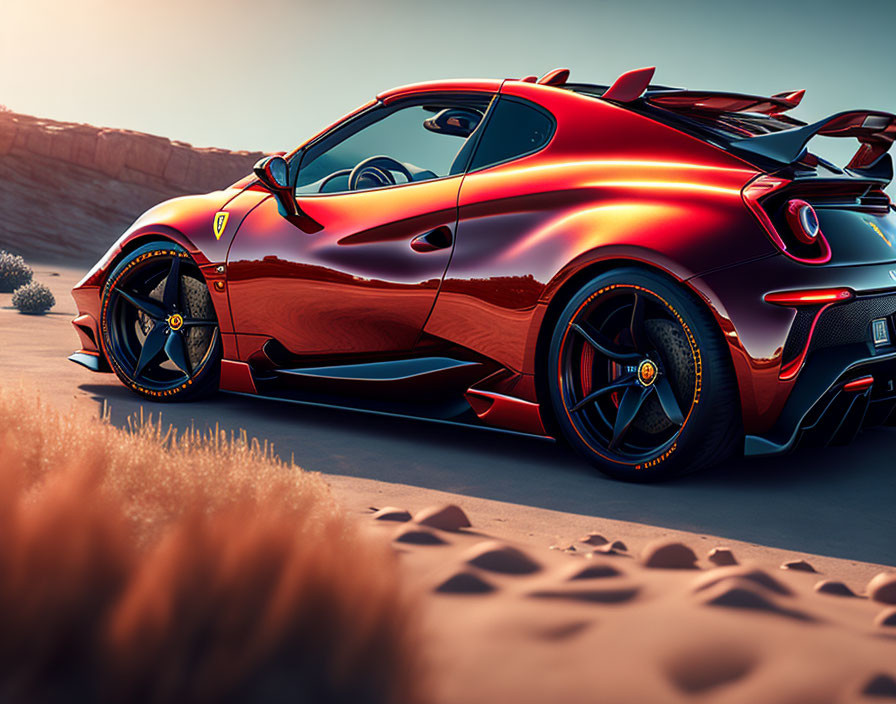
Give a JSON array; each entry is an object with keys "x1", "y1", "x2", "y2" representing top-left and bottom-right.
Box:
[{"x1": 0, "y1": 108, "x2": 264, "y2": 263}]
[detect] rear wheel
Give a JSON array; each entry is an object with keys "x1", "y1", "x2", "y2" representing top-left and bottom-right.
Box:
[
  {"x1": 546, "y1": 268, "x2": 739, "y2": 481},
  {"x1": 100, "y1": 242, "x2": 221, "y2": 401}
]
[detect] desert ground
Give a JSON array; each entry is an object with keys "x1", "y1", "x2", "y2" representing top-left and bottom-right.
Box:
[{"x1": 2, "y1": 262, "x2": 896, "y2": 703}]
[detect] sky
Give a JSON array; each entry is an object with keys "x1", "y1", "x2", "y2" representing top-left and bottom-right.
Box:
[{"x1": 2, "y1": 0, "x2": 896, "y2": 164}]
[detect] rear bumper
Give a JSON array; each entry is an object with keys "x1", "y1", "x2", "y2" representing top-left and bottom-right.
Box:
[
  {"x1": 693, "y1": 255, "x2": 896, "y2": 438},
  {"x1": 745, "y1": 348, "x2": 896, "y2": 455}
]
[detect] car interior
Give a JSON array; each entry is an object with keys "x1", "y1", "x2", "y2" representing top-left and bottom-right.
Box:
[{"x1": 294, "y1": 101, "x2": 489, "y2": 195}]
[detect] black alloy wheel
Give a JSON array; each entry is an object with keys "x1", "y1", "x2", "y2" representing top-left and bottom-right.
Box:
[
  {"x1": 100, "y1": 243, "x2": 221, "y2": 400},
  {"x1": 547, "y1": 268, "x2": 739, "y2": 481}
]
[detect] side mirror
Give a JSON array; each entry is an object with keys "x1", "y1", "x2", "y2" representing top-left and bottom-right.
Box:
[{"x1": 253, "y1": 155, "x2": 298, "y2": 218}]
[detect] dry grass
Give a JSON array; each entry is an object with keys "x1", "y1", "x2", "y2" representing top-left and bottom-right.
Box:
[{"x1": 0, "y1": 386, "x2": 422, "y2": 704}]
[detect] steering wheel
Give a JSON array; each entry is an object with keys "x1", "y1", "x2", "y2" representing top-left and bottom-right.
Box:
[
  {"x1": 348, "y1": 155, "x2": 414, "y2": 191},
  {"x1": 317, "y1": 169, "x2": 351, "y2": 193}
]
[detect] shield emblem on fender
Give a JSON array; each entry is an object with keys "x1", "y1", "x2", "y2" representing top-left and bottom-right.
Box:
[{"x1": 213, "y1": 211, "x2": 230, "y2": 240}]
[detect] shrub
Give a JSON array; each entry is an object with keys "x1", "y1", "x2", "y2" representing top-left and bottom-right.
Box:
[
  {"x1": 0, "y1": 387, "x2": 422, "y2": 704},
  {"x1": 0, "y1": 251, "x2": 33, "y2": 292},
  {"x1": 11, "y1": 281, "x2": 55, "y2": 314}
]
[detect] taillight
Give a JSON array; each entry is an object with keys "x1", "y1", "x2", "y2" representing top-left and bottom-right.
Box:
[
  {"x1": 764, "y1": 288, "x2": 853, "y2": 305},
  {"x1": 785, "y1": 200, "x2": 820, "y2": 244},
  {"x1": 742, "y1": 175, "x2": 831, "y2": 264}
]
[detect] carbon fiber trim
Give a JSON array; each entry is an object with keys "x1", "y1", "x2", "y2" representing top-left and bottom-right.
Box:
[
  {"x1": 782, "y1": 308, "x2": 817, "y2": 366},
  {"x1": 809, "y1": 293, "x2": 896, "y2": 353}
]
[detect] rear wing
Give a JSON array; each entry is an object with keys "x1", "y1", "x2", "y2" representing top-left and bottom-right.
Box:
[
  {"x1": 728, "y1": 110, "x2": 896, "y2": 177},
  {"x1": 646, "y1": 89, "x2": 805, "y2": 116},
  {"x1": 571, "y1": 67, "x2": 896, "y2": 181}
]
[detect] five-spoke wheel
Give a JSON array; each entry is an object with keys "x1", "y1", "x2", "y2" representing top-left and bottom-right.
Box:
[
  {"x1": 100, "y1": 243, "x2": 221, "y2": 400},
  {"x1": 547, "y1": 268, "x2": 739, "y2": 480}
]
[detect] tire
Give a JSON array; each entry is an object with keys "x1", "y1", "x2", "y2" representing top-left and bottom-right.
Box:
[
  {"x1": 100, "y1": 242, "x2": 221, "y2": 401},
  {"x1": 546, "y1": 267, "x2": 740, "y2": 481}
]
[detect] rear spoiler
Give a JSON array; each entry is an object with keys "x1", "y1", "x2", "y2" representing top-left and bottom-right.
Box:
[
  {"x1": 646, "y1": 89, "x2": 805, "y2": 115},
  {"x1": 728, "y1": 110, "x2": 896, "y2": 177}
]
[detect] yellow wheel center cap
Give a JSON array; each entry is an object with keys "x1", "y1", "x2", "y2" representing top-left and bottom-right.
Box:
[
  {"x1": 637, "y1": 359, "x2": 658, "y2": 387},
  {"x1": 167, "y1": 313, "x2": 184, "y2": 331}
]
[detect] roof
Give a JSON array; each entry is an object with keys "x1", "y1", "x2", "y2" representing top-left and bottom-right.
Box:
[{"x1": 376, "y1": 79, "x2": 503, "y2": 104}]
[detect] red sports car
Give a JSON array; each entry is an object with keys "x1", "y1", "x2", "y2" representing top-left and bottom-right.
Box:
[{"x1": 70, "y1": 67, "x2": 896, "y2": 480}]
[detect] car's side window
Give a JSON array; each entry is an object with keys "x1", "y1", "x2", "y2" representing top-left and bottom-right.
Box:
[
  {"x1": 296, "y1": 95, "x2": 493, "y2": 195},
  {"x1": 468, "y1": 97, "x2": 555, "y2": 171}
]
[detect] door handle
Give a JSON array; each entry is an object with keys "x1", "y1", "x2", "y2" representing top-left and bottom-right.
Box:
[{"x1": 410, "y1": 226, "x2": 453, "y2": 253}]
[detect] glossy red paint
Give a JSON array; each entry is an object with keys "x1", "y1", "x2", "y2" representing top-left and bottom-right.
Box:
[
  {"x1": 602, "y1": 66, "x2": 655, "y2": 102},
  {"x1": 71, "y1": 70, "x2": 896, "y2": 454},
  {"x1": 648, "y1": 89, "x2": 805, "y2": 115},
  {"x1": 815, "y1": 111, "x2": 896, "y2": 169},
  {"x1": 377, "y1": 79, "x2": 501, "y2": 105},
  {"x1": 427, "y1": 80, "x2": 765, "y2": 376},
  {"x1": 227, "y1": 176, "x2": 460, "y2": 359},
  {"x1": 220, "y1": 360, "x2": 258, "y2": 394},
  {"x1": 464, "y1": 389, "x2": 547, "y2": 436},
  {"x1": 538, "y1": 68, "x2": 570, "y2": 86},
  {"x1": 772, "y1": 89, "x2": 806, "y2": 112},
  {"x1": 72, "y1": 313, "x2": 100, "y2": 354}
]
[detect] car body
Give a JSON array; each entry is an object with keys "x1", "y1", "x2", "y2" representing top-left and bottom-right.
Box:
[{"x1": 70, "y1": 66, "x2": 896, "y2": 478}]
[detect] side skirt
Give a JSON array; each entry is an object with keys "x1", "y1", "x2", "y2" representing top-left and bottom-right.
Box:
[{"x1": 218, "y1": 356, "x2": 553, "y2": 440}]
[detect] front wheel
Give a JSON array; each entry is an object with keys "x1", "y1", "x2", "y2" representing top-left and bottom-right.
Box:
[
  {"x1": 100, "y1": 242, "x2": 221, "y2": 401},
  {"x1": 546, "y1": 268, "x2": 739, "y2": 481}
]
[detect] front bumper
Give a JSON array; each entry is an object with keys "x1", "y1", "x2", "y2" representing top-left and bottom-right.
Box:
[{"x1": 69, "y1": 284, "x2": 111, "y2": 372}]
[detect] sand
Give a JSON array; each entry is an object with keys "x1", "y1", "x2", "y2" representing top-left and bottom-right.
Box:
[{"x1": 363, "y1": 503, "x2": 896, "y2": 703}]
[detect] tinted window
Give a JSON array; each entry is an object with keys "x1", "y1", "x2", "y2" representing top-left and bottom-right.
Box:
[
  {"x1": 468, "y1": 98, "x2": 554, "y2": 171},
  {"x1": 296, "y1": 97, "x2": 491, "y2": 194}
]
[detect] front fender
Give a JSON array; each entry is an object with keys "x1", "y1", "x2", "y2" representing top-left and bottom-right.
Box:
[
  {"x1": 75, "y1": 188, "x2": 262, "y2": 289},
  {"x1": 71, "y1": 187, "x2": 270, "y2": 366}
]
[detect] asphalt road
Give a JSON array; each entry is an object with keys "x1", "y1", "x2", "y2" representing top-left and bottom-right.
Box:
[
  {"x1": 70, "y1": 377, "x2": 894, "y2": 567},
  {"x1": 4, "y1": 266, "x2": 895, "y2": 567}
]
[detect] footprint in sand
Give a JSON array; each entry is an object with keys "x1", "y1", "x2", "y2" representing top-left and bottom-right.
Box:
[
  {"x1": 697, "y1": 578, "x2": 813, "y2": 622},
  {"x1": 664, "y1": 643, "x2": 757, "y2": 695},
  {"x1": 562, "y1": 562, "x2": 623, "y2": 581},
  {"x1": 589, "y1": 540, "x2": 628, "y2": 556},
  {"x1": 707, "y1": 547, "x2": 738, "y2": 566},
  {"x1": 393, "y1": 524, "x2": 447, "y2": 545},
  {"x1": 528, "y1": 585, "x2": 639, "y2": 604},
  {"x1": 371, "y1": 507, "x2": 412, "y2": 522},
  {"x1": 692, "y1": 566, "x2": 793, "y2": 597},
  {"x1": 435, "y1": 570, "x2": 496, "y2": 595},
  {"x1": 814, "y1": 580, "x2": 857, "y2": 598},
  {"x1": 641, "y1": 540, "x2": 698, "y2": 569},
  {"x1": 874, "y1": 607, "x2": 896, "y2": 628},
  {"x1": 579, "y1": 532, "x2": 608, "y2": 546},
  {"x1": 413, "y1": 504, "x2": 471, "y2": 532},
  {"x1": 861, "y1": 674, "x2": 896, "y2": 698},
  {"x1": 463, "y1": 541, "x2": 541, "y2": 575},
  {"x1": 780, "y1": 559, "x2": 817, "y2": 573},
  {"x1": 531, "y1": 620, "x2": 591, "y2": 641},
  {"x1": 867, "y1": 573, "x2": 896, "y2": 604}
]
